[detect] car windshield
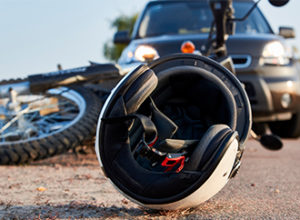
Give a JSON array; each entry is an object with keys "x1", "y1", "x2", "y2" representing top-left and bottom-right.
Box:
[{"x1": 138, "y1": 1, "x2": 272, "y2": 38}]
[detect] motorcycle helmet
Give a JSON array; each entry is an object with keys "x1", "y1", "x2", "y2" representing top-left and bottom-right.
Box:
[{"x1": 95, "y1": 54, "x2": 251, "y2": 210}]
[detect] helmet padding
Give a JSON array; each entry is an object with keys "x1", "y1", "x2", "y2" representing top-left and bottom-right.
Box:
[{"x1": 96, "y1": 54, "x2": 251, "y2": 207}]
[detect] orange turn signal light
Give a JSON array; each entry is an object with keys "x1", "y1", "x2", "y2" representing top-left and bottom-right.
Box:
[{"x1": 181, "y1": 41, "x2": 195, "y2": 54}]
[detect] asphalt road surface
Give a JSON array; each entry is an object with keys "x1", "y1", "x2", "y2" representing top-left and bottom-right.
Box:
[{"x1": 0, "y1": 138, "x2": 299, "y2": 219}]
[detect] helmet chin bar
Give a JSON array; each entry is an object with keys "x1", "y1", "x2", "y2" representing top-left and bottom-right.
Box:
[
  {"x1": 106, "y1": 132, "x2": 239, "y2": 211},
  {"x1": 141, "y1": 138, "x2": 239, "y2": 210},
  {"x1": 96, "y1": 54, "x2": 251, "y2": 210}
]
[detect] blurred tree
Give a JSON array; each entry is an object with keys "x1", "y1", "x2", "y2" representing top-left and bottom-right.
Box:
[{"x1": 103, "y1": 13, "x2": 138, "y2": 62}]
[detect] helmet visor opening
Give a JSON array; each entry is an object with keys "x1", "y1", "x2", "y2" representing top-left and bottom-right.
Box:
[{"x1": 153, "y1": 73, "x2": 235, "y2": 140}]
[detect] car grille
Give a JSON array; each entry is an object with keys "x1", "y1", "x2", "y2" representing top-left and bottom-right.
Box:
[{"x1": 231, "y1": 55, "x2": 252, "y2": 69}]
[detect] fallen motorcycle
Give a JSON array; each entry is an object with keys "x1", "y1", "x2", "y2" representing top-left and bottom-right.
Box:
[
  {"x1": 0, "y1": 63, "x2": 121, "y2": 164},
  {"x1": 0, "y1": 0, "x2": 286, "y2": 167}
]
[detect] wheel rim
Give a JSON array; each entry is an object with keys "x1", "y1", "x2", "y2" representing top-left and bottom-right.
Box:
[{"x1": 0, "y1": 87, "x2": 86, "y2": 144}]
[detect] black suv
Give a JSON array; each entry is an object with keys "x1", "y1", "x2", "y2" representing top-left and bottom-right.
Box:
[{"x1": 115, "y1": 0, "x2": 300, "y2": 138}]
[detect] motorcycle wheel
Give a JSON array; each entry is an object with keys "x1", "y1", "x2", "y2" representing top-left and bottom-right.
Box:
[{"x1": 0, "y1": 86, "x2": 102, "y2": 165}]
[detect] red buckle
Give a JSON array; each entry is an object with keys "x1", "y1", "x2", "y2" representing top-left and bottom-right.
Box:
[{"x1": 161, "y1": 155, "x2": 185, "y2": 173}]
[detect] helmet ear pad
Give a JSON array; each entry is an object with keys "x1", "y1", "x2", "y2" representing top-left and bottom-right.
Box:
[
  {"x1": 184, "y1": 124, "x2": 233, "y2": 171},
  {"x1": 123, "y1": 69, "x2": 158, "y2": 114}
]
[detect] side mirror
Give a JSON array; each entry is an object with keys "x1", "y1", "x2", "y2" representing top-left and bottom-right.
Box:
[
  {"x1": 113, "y1": 30, "x2": 131, "y2": 44},
  {"x1": 268, "y1": 0, "x2": 289, "y2": 7},
  {"x1": 279, "y1": 26, "x2": 295, "y2": 39}
]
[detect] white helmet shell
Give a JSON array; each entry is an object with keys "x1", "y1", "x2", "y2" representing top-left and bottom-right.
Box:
[{"x1": 95, "y1": 54, "x2": 251, "y2": 210}]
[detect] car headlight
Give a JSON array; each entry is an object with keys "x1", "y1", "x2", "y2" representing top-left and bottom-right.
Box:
[
  {"x1": 119, "y1": 45, "x2": 160, "y2": 64},
  {"x1": 134, "y1": 45, "x2": 160, "y2": 62},
  {"x1": 260, "y1": 41, "x2": 291, "y2": 66}
]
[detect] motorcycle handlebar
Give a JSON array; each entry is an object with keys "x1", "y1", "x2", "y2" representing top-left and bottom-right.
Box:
[{"x1": 28, "y1": 63, "x2": 120, "y2": 93}]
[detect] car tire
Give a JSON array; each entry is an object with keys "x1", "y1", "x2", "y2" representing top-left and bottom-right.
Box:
[
  {"x1": 269, "y1": 111, "x2": 300, "y2": 138},
  {"x1": 252, "y1": 122, "x2": 268, "y2": 136}
]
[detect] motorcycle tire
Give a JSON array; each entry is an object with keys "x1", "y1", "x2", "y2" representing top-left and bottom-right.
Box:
[{"x1": 0, "y1": 86, "x2": 102, "y2": 165}]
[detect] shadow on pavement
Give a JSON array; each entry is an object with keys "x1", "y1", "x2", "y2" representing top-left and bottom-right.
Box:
[{"x1": 1, "y1": 202, "x2": 197, "y2": 219}]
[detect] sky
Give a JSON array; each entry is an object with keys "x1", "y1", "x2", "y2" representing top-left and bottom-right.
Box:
[{"x1": 0, "y1": 0, "x2": 299, "y2": 80}]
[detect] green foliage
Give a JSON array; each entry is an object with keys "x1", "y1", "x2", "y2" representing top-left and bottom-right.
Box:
[
  {"x1": 103, "y1": 13, "x2": 138, "y2": 62},
  {"x1": 112, "y1": 14, "x2": 138, "y2": 33},
  {"x1": 103, "y1": 43, "x2": 127, "y2": 62}
]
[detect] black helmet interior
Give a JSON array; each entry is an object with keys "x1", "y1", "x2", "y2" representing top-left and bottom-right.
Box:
[{"x1": 98, "y1": 54, "x2": 251, "y2": 205}]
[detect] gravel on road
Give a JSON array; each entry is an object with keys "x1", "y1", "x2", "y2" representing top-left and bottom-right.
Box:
[{"x1": 0, "y1": 138, "x2": 300, "y2": 219}]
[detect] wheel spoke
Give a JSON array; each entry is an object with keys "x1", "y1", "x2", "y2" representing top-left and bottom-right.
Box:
[{"x1": 0, "y1": 90, "x2": 80, "y2": 142}]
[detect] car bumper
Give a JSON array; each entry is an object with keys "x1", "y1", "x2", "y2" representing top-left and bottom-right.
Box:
[
  {"x1": 237, "y1": 64, "x2": 300, "y2": 122},
  {"x1": 120, "y1": 60, "x2": 300, "y2": 123}
]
